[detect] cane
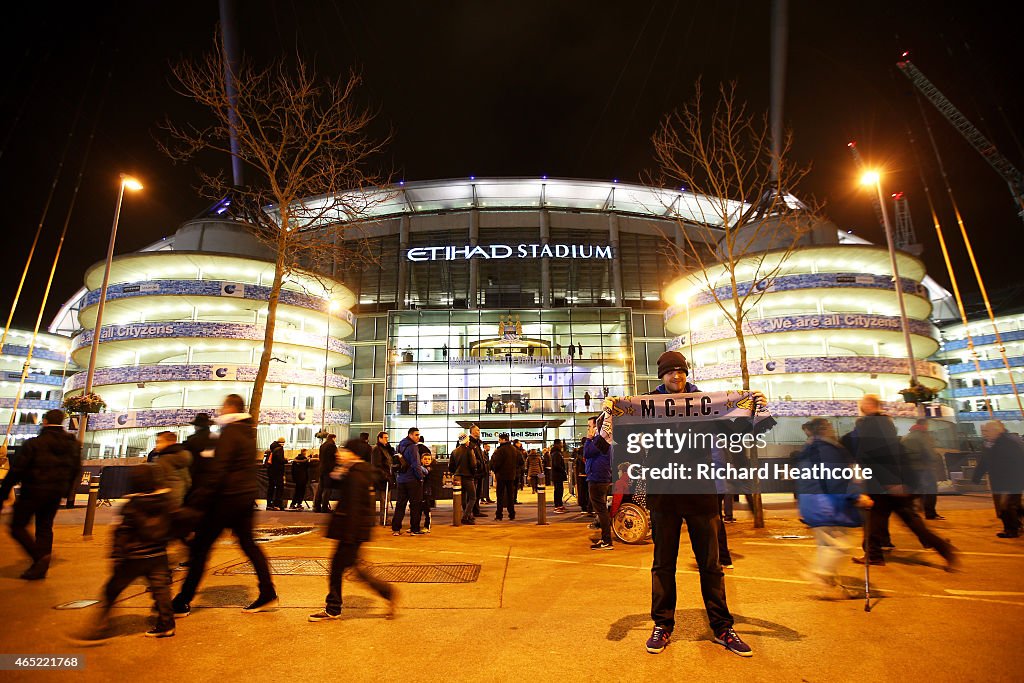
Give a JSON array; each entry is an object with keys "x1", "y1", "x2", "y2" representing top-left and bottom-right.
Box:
[{"x1": 863, "y1": 513, "x2": 872, "y2": 612}]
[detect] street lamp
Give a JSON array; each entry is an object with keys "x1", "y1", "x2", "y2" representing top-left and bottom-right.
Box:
[
  {"x1": 860, "y1": 170, "x2": 918, "y2": 387},
  {"x1": 320, "y1": 300, "x2": 341, "y2": 434},
  {"x1": 79, "y1": 174, "x2": 144, "y2": 446}
]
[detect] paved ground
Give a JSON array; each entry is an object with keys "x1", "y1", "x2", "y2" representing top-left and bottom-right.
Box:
[{"x1": 0, "y1": 492, "x2": 1021, "y2": 682}]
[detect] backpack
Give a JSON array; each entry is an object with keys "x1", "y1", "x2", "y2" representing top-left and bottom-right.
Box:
[{"x1": 394, "y1": 451, "x2": 410, "y2": 474}]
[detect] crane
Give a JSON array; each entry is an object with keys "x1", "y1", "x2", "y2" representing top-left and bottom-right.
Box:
[
  {"x1": 897, "y1": 56, "x2": 1024, "y2": 222},
  {"x1": 846, "y1": 141, "x2": 887, "y2": 230}
]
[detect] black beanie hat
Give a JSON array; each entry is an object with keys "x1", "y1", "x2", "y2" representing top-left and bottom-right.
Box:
[{"x1": 657, "y1": 351, "x2": 689, "y2": 379}]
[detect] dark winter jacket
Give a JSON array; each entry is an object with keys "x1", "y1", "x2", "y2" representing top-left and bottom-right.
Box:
[
  {"x1": 266, "y1": 441, "x2": 286, "y2": 476},
  {"x1": 153, "y1": 444, "x2": 192, "y2": 508},
  {"x1": 291, "y1": 455, "x2": 310, "y2": 487},
  {"x1": 852, "y1": 414, "x2": 905, "y2": 493},
  {"x1": 549, "y1": 445, "x2": 567, "y2": 481},
  {"x1": 449, "y1": 443, "x2": 476, "y2": 477},
  {"x1": 185, "y1": 413, "x2": 260, "y2": 511},
  {"x1": 973, "y1": 432, "x2": 1024, "y2": 493},
  {"x1": 318, "y1": 440, "x2": 339, "y2": 477},
  {"x1": 184, "y1": 427, "x2": 216, "y2": 487},
  {"x1": 326, "y1": 460, "x2": 376, "y2": 545},
  {"x1": 0, "y1": 425, "x2": 81, "y2": 501},
  {"x1": 490, "y1": 442, "x2": 519, "y2": 480},
  {"x1": 796, "y1": 438, "x2": 864, "y2": 528},
  {"x1": 470, "y1": 437, "x2": 487, "y2": 477},
  {"x1": 395, "y1": 436, "x2": 424, "y2": 483},
  {"x1": 526, "y1": 451, "x2": 544, "y2": 478},
  {"x1": 371, "y1": 442, "x2": 396, "y2": 485},
  {"x1": 113, "y1": 488, "x2": 173, "y2": 560},
  {"x1": 583, "y1": 436, "x2": 612, "y2": 483}
]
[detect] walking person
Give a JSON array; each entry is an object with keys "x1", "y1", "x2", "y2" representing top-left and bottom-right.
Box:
[
  {"x1": 643, "y1": 351, "x2": 766, "y2": 657},
  {"x1": 527, "y1": 448, "x2": 544, "y2": 493},
  {"x1": 313, "y1": 433, "x2": 339, "y2": 513},
  {"x1": 264, "y1": 437, "x2": 287, "y2": 511},
  {"x1": 490, "y1": 434, "x2": 518, "y2": 521},
  {"x1": 308, "y1": 445, "x2": 395, "y2": 622},
  {"x1": 74, "y1": 464, "x2": 177, "y2": 642},
  {"x1": 550, "y1": 439, "x2": 567, "y2": 513},
  {"x1": 289, "y1": 450, "x2": 311, "y2": 510},
  {"x1": 902, "y1": 418, "x2": 943, "y2": 519},
  {"x1": 972, "y1": 420, "x2": 1024, "y2": 538},
  {"x1": 797, "y1": 418, "x2": 873, "y2": 599},
  {"x1": 852, "y1": 394, "x2": 959, "y2": 570},
  {"x1": 150, "y1": 431, "x2": 192, "y2": 510},
  {"x1": 391, "y1": 427, "x2": 426, "y2": 536},
  {"x1": 171, "y1": 394, "x2": 278, "y2": 617},
  {"x1": 183, "y1": 413, "x2": 216, "y2": 494},
  {"x1": 583, "y1": 416, "x2": 613, "y2": 550},
  {"x1": 449, "y1": 433, "x2": 477, "y2": 524},
  {"x1": 0, "y1": 409, "x2": 81, "y2": 580}
]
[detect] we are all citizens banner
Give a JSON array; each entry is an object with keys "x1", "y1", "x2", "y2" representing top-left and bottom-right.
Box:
[{"x1": 601, "y1": 390, "x2": 871, "y2": 495}]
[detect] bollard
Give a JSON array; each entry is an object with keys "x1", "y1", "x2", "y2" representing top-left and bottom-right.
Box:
[
  {"x1": 82, "y1": 480, "x2": 100, "y2": 537},
  {"x1": 452, "y1": 481, "x2": 462, "y2": 527},
  {"x1": 536, "y1": 484, "x2": 548, "y2": 525}
]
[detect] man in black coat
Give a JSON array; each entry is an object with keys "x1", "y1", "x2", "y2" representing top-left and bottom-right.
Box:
[
  {"x1": 853, "y1": 394, "x2": 958, "y2": 568},
  {"x1": 172, "y1": 394, "x2": 278, "y2": 617},
  {"x1": 289, "y1": 451, "x2": 311, "y2": 510},
  {"x1": 313, "y1": 434, "x2": 339, "y2": 513},
  {"x1": 550, "y1": 438, "x2": 568, "y2": 512},
  {"x1": 974, "y1": 420, "x2": 1024, "y2": 538},
  {"x1": 0, "y1": 409, "x2": 81, "y2": 580},
  {"x1": 308, "y1": 445, "x2": 394, "y2": 621},
  {"x1": 264, "y1": 437, "x2": 287, "y2": 511},
  {"x1": 183, "y1": 413, "x2": 216, "y2": 496},
  {"x1": 489, "y1": 434, "x2": 519, "y2": 521},
  {"x1": 448, "y1": 433, "x2": 477, "y2": 524},
  {"x1": 469, "y1": 425, "x2": 487, "y2": 516}
]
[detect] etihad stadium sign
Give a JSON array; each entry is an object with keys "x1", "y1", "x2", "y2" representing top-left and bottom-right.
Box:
[{"x1": 406, "y1": 244, "x2": 614, "y2": 262}]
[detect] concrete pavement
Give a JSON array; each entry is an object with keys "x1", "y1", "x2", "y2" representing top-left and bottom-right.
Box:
[{"x1": 0, "y1": 492, "x2": 1021, "y2": 682}]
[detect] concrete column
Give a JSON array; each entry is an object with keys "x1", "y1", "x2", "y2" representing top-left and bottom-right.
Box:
[
  {"x1": 397, "y1": 216, "x2": 410, "y2": 310},
  {"x1": 609, "y1": 214, "x2": 623, "y2": 305},
  {"x1": 469, "y1": 210, "x2": 480, "y2": 308},
  {"x1": 540, "y1": 209, "x2": 551, "y2": 307}
]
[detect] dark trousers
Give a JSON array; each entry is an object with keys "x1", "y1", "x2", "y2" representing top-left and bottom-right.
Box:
[
  {"x1": 461, "y1": 478, "x2": 477, "y2": 522},
  {"x1": 176, "y1": 498, "x2": 276, "y2": 604},
  {"x1": 290, "y1": 478, "x2": 308, "y2": 508},
  {"x1": 313, "y1": 475, "x2": 333, "y2": 512},
  {"x1": 866, "y1": 495, "x2": 954, "y2": 563},
  {"x1": 577, "y1": 476, "x2": 591, "y2": 512},
  {"x1": 495, "y1": 480, "x2": 516, "y2": 519},
  {"x1": 553, "y1": 479, "x2": 564, "y2": 507},
  {"x1": 589, "y1": 482, "x2": 612, "y2": 544},
  {"x1": 391, "y1": 480, "x2": 423, "y2": 533},
  {"x1": 478, "y1": 475, "x2": 488, "y2": 502},
  {"x1": 325, "y1": 542, "x2": 392, "y2": 615},
  {"x1": 651, "y1": 510, "x2": 733, "y2": 634},
  {"x1": 102, "y1": 555, "x2": 174, "y2": 630},
  {"x1": 921, "y1": 494, "x2": 939, "y2": 519},
  {"x1": 9, "y1": 492, "x2": 61, "y2": 563},
  {"x1": 266, "y1": 473, "x2": 285, "y2": 507},
  {"x1": 995, "y1": 493, "x2": 1022, "y2": 534},
  {"x1": 716, "y1": 495, "x2": 734, "y2": 564}
]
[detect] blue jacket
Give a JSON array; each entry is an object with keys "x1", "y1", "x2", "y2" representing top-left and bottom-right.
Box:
[
  {"x1": 796, "y1": 438, "x2": 864, "y2": 528},
  {"x1": 583, "y1": 436, "x2": 611, "y2": 483},
  {"x1": 395, "y1": 436, "x2": 424, "y2": 484}
]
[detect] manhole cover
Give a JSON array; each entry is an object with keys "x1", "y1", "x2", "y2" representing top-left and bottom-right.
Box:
[
  {"x1": 253, "y1": 526, "x2": 316, "y2": 543},
  {"x1": 215, "y1": 557, "x2": 480, "y2": 583}
]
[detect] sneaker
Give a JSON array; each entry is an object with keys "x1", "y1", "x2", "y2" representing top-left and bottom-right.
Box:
[
  {"x1": 242, "y1": 594, "x2": 279, "y2": 613},
  {"x1": 508, "y1": 514, "x2": 516, "y2": 521},
  {"x1": 172, "y1": 601, "x2": 191, "y2": 618},
  {"x1": 462, "y1": 518, "x2": 476, "y2": 525},
  {"x1": 881, "y1": 542, "x2": 896, "y2": 551},
  {"x1": 494, "y1": 516, "x2": 503, "y2": 521},
  {"x1": 409, "y1": 530, "x2": 426, "y2": 536},
  {"x1": 714, "y1": 628, "x2": 753, "y2": 657},
  {"x1": 385, "y1": 588, "x2": 398, "y2": 620},
  {"x1": 997, "y1": 531, "x2": 1020, "y2": 538},
  {"x1": 646, "y1": 625, "x2": 671, "y2": 654},
  {"x1": 852, "y1": 556, "x2": 885, "y2": 566},
  {"x1": 553, "y1": 507, "x2": 566, "y2": 513},
  {"x1": 392, "y1": 531, "x2": 403, "y2": 536},
  {"x1": 590, "y1": 540, "x2": 613, "y2": 550},
  {"x1": 308, "y1": 610, "x2": 341, "y2": 622},
  {"x1": 422, "y1": 527, "x2": 432, "y2": 534},
  {"x1": 722, "y1": 563, "x2": 735, "y2": 569},
  {"x1": 145, "y1": 626, "x2": 175, "y2": 638}
]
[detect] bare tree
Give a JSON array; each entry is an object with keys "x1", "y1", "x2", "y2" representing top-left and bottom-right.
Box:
[
  {"x1": 651, "y1": 82, "x2": 817, "y2": 527},
  {"x1": 160, "y1": 39, "x2": 390, "y2": 423}
]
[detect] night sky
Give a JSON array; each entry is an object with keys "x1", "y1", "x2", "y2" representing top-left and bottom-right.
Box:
[{"x1": 1, "y1": 1, "x2": 1021, "y2": 330}]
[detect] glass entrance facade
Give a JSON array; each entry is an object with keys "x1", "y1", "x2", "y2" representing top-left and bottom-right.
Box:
[{"x1": 384, "y1": 308, "x2": 634, "y2": 451}]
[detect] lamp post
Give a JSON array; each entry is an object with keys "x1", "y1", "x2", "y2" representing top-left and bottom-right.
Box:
[
  {"x1": 78, "y1": 174, "x2": 144, "y2": 446},
  {"x1": 860, "y1": 171, "x2": 918, "y2": 386},
  {"x1": 320, "y1": 300, "x2": 340, "y2": 434}
]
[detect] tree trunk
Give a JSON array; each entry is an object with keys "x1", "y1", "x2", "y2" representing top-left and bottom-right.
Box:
[
  {"x1": 732, "y1": 286, "x2": 765, "y2": 528},
  {"x1": 249, "y1": 244, "x2": 287, "y2": 424}
]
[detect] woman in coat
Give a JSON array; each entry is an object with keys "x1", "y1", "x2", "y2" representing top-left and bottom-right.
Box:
[{"x1": 289, "y1": 450, "x2": 310, "y2": 510}]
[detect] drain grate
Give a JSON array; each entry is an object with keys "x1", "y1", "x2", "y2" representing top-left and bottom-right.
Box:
[{"x1": 215, "y1": 557, "x2": 480, "y2": 583}]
